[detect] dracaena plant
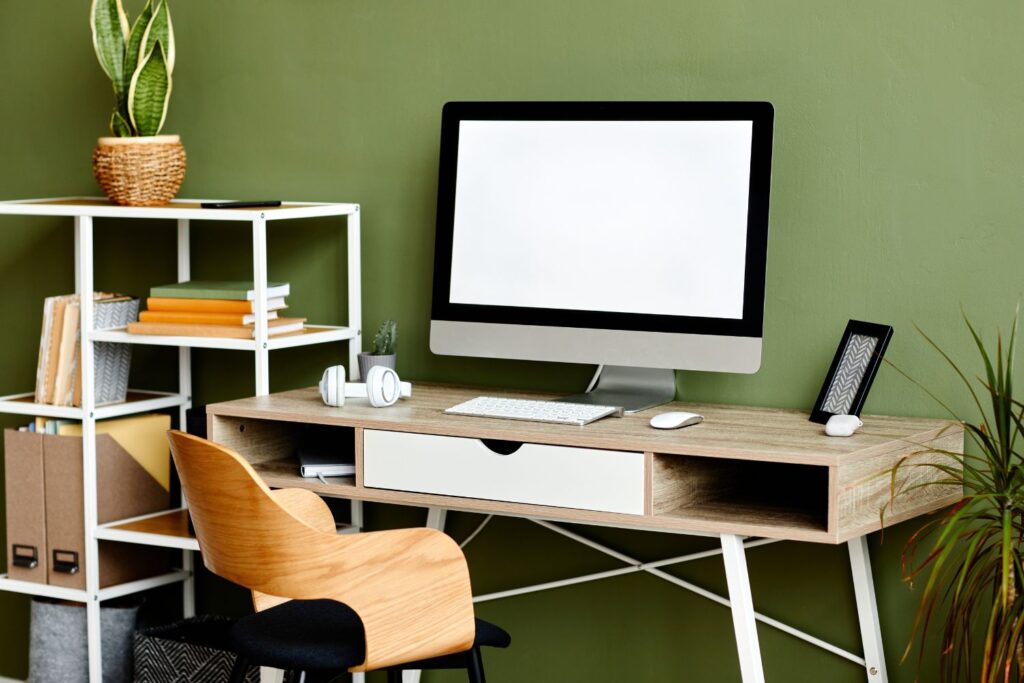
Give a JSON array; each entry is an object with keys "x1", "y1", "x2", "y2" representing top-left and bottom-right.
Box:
[
  {"x1": 887, "y1": 312, "x2": 1024, "y2": 682},
  {"x1": 91, "y1": 0, "x2": 175, "y2": 137}
]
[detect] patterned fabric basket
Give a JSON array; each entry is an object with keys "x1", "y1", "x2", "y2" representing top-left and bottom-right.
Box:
[
  {"x1": 93, "y1": 297, "x2": 140, "y2": 405},
  {"x1": 133, "y1": 616, "x2": 259, "y2": 683},
  {"x1": 92, "y1": 135, "x2": 186, "y2": 207}
]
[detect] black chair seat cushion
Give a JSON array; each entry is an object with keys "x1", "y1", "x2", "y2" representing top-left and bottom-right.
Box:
[{"x1": 229, "y1": 599, "x2": 510, "y2": 673}]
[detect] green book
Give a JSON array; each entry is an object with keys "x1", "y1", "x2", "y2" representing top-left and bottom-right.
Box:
[{"x1": 150, "y1": 280, "x2": 290, "y2": 301}]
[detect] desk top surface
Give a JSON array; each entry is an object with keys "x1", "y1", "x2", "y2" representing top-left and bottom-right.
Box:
[{"x1": 207, "y1": 383, "x2": 958, "y2": 467}]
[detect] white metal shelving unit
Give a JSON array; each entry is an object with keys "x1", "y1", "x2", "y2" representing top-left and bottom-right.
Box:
[{"x1": 0, "y1": 197, "x2": 362, "y2": 682}]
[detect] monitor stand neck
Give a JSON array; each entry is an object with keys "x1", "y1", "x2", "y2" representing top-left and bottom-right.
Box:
[{"x1": 559, "y1": 365, "x2": 676, "y2": 414}]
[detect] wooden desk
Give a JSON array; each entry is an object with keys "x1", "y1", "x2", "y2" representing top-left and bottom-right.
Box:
[{"x1": 206, "y1": 383, "x2": 962, "y2": 683}]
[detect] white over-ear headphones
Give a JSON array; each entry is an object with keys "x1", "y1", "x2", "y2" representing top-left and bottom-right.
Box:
[{"x1": 319, "y1": 365, "x2": 412, "y2": 408}]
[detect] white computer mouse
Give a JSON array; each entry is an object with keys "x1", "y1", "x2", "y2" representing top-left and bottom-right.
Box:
[{"x1": 649, "y1": 411, "x2": 704, "y2": 430}]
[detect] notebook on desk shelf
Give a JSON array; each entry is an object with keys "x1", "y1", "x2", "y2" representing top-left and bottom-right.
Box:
[
  {"x1": 150, "y1": 280, "x2": 290, "y2": 301},
  {"x1": 295, "y1": 424, "x2": 356, "y2": 478},
  {"x1": 298, "y1": 449, "x2": 355, "y2": 478},
  {"x1": 127, "y1": 317, "x2": 306, "y2": 339}
]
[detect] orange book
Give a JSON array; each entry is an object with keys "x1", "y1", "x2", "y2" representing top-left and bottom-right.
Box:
[
  {"x1": 126, "y1": 317, "x2": 306, "y2": 339},
  {"x1": 145, "y1": 296, "x2": 287, "y2": 314},
  {"x1": 139, "y1": 310, "x2": 279, "y2": 325}
]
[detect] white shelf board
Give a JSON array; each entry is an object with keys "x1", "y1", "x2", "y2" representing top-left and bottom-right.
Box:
[
  {"x1": 0, "y1": 390, "x2": 187, "y2": 420},
  {"x1": 96, "y1": 508, "x2": 200, "y2": 552},
  {"x1": 0, "y1": 574, "x2": 89, "y2": 602},
  {"x1": 0, "y1": 569, "x2": 192, "y2": 603},
  {"x1": 98, "y1": 569, "x2": 192, "y2": 602},
  {"x1": 91, "y1": 325, "x2": 357, "y2": 351},
  {"x1": 0, "y1": 197, "x2": 358, "y2": 222}
]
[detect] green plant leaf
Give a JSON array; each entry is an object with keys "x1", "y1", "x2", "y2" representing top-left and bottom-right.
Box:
[
  {"x1": 128, "y1": 41, "x2": 171, "y2": 137},
  {"x1": 893, "y1": 309, "x2": 1024, "y2": 681},
  {"x1": 123, "y1": 0, "x2": 154, "y2": 103},
  {"x1": 139, "y1": 0, "x2": 175, "y2": 75},
  {"x1": 110, "y1": 110, "x2": 133, "y2": 137},
  {"x1": 90, "y1": 0, "x2": 130, "y2": 103}
]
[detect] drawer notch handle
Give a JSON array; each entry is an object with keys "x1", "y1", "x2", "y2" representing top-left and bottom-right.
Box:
[{"x1": 479, "y1": 439, "x2": 523, "y2": 455}]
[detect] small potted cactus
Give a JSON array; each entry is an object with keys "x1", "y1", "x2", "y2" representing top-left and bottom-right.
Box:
[
  {"x1": 90, "y1": 0, "x2": 185, "y2": 206},
  {"x1": 358, "y1": 320, "x2": 398, "y2": 378}
]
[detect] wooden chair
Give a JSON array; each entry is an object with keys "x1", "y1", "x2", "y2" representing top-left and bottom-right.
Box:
[{"x1": 167, "y1": 430, "x2": 510, "y2": 682}]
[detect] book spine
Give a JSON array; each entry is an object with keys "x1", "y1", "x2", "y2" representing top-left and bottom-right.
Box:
[
  {"x1": 147, "y1": 297, "x2": 255, "y2": 314},
  {"x1": 34, "y1": 297, "x2": 55, "y2": 403},
  {"x1": 139, "y1": 311, "x2": 264, "y2": 325},
  {"x1": 149, "y1": 286, "x2": 249, "y2": 301}
]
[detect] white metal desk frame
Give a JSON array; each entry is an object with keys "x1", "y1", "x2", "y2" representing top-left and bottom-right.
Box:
[
  {"x1": 0, "y1": 198, "x2": 362, "y2": 683},
  {"x1": 344, "y1": 504, "x2": 887, "y2": 683}
]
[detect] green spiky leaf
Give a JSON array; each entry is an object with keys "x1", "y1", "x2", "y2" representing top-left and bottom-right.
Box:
[
  {"x1": 372, "y1": 319, "x2": 398, "y2": 355},
  {"x1": 123, "y1": 0, "x2": 154, "y2": 103},
  {"x1": 128, "y1": 41, "x2": 171, "y2": 137},
  {"x1": 90, "y1": 0, "x2": 130, "y2": 104},
  {"x1": 110, "y1": 110, "x2": 133, "y2": 137},
  {"x1": 139, "y1": 0, "x2": 175, "y2": 75},
  {"x1": 888, "y1": 310, "x2": 1024, "y2": 681}
]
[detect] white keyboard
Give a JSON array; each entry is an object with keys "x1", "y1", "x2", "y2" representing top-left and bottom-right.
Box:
[{"x1": 445, "y1": 396, "x2": 623, "y2": 426}]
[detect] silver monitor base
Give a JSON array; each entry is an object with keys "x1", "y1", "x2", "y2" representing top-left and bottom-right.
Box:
[{"x1": 558, "y1": 365, "x2": 676, "y2": 413}]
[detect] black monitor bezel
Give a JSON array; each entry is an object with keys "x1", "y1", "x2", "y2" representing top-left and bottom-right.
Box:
[{"x1": 431, "y1": 101, "x2": 774, "y2": 338}]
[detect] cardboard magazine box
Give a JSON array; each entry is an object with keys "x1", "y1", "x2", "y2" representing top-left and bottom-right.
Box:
[
  {"x1": 4, "y1": 413, "x2": 173, "y2": 589},
  {"x1": 3, "y1": 430, "x2": 48, "y2": 582}
]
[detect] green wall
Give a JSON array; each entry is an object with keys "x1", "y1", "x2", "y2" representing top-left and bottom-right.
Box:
[{"x1": 2, "y1": 1, "x2": 1022, "y2": 680}]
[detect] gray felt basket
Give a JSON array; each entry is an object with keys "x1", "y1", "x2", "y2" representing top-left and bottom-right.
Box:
[{"x1": 29, "y1": 599, "x2": 139, "y2": 683}]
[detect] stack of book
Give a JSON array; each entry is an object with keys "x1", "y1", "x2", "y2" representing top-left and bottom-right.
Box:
[
  {"x1": 35, "y1": 293, "x2": 139, "y2": 407},
  {"x1": 127, "y1": 281, "x2": 306, "y2": 339}
]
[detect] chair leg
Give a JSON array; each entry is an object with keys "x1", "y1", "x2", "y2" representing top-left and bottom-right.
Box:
[
  {"x1": 386, "y1": 669, "x2": 403, "y2": 683},
  {"x1": 228, "y1": 655, "x2": 249, "y2": 683},
  {"x1": 467, "y1": 647, "x2": 486, "y2": 683}
]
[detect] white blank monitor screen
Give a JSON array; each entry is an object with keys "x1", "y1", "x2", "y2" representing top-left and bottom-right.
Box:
[{"x1": 448, "y1": 119, "x2": 754, "y2": 320}]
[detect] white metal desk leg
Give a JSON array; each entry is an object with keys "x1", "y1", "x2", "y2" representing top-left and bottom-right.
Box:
[
  {"x1": 426, "y1": 507, "x2": 447, "y2": 531},
  {"x1": 721, "y1": 534, "x2": 765, "y2": 683},
  {"x1": 849, "y1": 536, "x2": 888, "y2": 682},
  {"x1": 401, "y1": 508, "x2": 449, "y2": 683}
]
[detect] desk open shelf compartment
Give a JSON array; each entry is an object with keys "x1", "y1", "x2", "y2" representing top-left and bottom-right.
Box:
[
  {"x1": 650, "y1": 453, "x2": 830, "y2": 535},
  {"x1": 211, "y1": 415, "x2": 357, "y2": 483}
]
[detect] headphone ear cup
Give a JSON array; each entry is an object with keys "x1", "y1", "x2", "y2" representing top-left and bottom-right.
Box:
[
  {"x1": 365, "y1": 366, "x2": 401, "y2": 407},
  {"x1": 319, "y1": 365, "x2": 347, "y2": 406}
]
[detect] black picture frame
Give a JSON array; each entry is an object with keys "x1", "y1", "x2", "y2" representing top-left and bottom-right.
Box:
[{"x1": 809, "y1": 320, "x2": 894, "y2": 424}]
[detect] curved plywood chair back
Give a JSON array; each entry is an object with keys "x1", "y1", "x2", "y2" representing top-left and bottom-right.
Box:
[
  {"x1": 167, "y1": 431, "x2": 478, "y2": 671},
  {"x1": 166, "y1": 429, "x2": 318, "y2": 590}
]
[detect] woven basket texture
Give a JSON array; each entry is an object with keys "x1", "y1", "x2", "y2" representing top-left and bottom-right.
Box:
[{"x1": 93, "y1": 139, "x2": 186, "y2": 207}]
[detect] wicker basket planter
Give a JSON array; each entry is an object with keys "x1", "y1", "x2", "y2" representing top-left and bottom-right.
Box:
[{"x1": 92, "y1": 135, "x2": 186, "y2": 207}]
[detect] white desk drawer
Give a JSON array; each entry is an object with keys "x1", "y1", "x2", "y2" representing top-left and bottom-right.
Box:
[{"x1": 363, "y1": 429, "x2": 645, "y2": 515}]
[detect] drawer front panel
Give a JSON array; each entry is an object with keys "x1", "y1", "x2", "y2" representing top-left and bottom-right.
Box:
[{"x1": 363, "y1": 429, "x2": 645, "y2": 515}]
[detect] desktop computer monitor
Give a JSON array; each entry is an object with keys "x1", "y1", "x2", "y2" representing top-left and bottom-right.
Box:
[{"x1": 430, "y1": 101, "x2": 774, "y2": 411}]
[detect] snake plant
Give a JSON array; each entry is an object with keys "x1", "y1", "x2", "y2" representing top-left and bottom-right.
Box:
[
  {"x1": 887, "y1": 312, "x2": 1024, "y2": 681},
  {"x1": 91, "y1": 0, "x2": 175, "y2": 137}
]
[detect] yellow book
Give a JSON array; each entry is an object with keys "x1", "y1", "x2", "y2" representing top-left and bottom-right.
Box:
[
  {"x1": 52, "y1": 301, "x2": 80, "y2": 407},
  {"x1": 127, "y1": 317, "x2": 306, "y2": 339},
  {"x1": 139, "y1": 310, "x2": 279, "y2": 325},
  {"x1": 146, "y1": 296, "x2": 286, "y2": 314}
]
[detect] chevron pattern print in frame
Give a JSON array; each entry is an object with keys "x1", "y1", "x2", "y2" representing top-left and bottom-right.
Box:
[{"x1": 810, "y1": 320, "x2": 893, "y2": 424}]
